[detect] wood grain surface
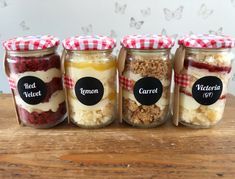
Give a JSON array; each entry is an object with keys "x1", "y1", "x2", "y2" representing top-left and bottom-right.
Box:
[{"x1": 0, "y1": 94, "x2": 235, "y2": 179}]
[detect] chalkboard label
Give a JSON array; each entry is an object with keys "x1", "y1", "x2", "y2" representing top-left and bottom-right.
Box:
[
  {"x1": 17, "y1": 76, "x2": 47, "y2": 105},
  {"x1": 192, "y1": 76, "x2": 223, "y2": 105},
  {"x1": 133, "y1": 77, "x2": 163, "y2": 105},
  {"x1": 75, "y1": 77, "x2": 104, "y2": 106}
]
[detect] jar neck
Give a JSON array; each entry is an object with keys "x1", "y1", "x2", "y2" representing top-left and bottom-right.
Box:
[
  {"x1": 65, "y1": 49, "x2": 113, "y2": 55},
  {"x1": 126, "y1": 48, "x2": 170, "y2": 55},
  {"x1": 6, "y1": 47, "x2": 57, "y2": 57},
  {"x1": 185, "y1": 47, "x2": 232, "y2": 53}
]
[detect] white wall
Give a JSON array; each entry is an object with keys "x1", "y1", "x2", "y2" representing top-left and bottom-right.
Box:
[{"x1": 0, "y1": 0, "x2": 235, "y2": 94}]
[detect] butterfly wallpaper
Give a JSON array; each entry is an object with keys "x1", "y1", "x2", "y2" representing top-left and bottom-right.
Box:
[{"x1": 0, "y1": 0, "x2": 235, "y2": 94}]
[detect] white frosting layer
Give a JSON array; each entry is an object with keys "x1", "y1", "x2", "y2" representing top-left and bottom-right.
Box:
[
  {"x1": 189, "y1": 65, "x2": 231, "y2": 81},
  {"x1": 15, "y1": 90, "x2": 65, "y2": 113},
  {"x1": 123, "y1": 89, "x2": 169, "y2": 110},
  {"x1": 11, "y1": 68, "x2": 62, "y2": 83},
  {"x1": 123, "y1": 71, "x2": 170, "y2": 87},
  {"x1": 180, "y1": 93, "x2": 225, "y2": 111},
  {"x1": 180, "y1": 93, "x2": 200, "y2": 110}
]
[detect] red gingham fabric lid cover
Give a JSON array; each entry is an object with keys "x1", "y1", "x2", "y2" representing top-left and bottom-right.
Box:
[
  {"x1": 62, "y1": 35, "x2": 116, "y2": 50},
  {"x1": 121, "y1": 34, "x2": 175, "y2": 49},
  {"x1": 3, "y1": 35, "x2": 60, "y2": 51},
  {"x1": 178, "y1": 34, "x2": 235, "y2": 48}
]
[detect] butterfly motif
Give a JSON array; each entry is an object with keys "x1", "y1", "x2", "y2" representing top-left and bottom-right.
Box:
[
  {"x1": 109, "y1": 30, "x2": 118, "y2": 38},
  {"x1": 114, "y1": 2, "x2": 127, "y2": 14},
  {"x1": 113, "y1": 48, "x2": 120, "y2": 55},
  {"x1": 163, "y1": 6, "x2": 184, "y2": 21},
  {"x1": 129, "y1": 17, "x2": 144, "y2": 30},
  {"x1": 231, "y1": 0, "x2": 235, "y2": 7},
  {"x1": 19, "y1": 21, "x2": 30, "y2": 31},
  {"x1": 81, "y1": 24, "x2": 93, "y2": 35},
  {"x1": 209, "y1": 27, "x2": 223, "y2": 35},
  {"x1": 0, "y1": 0, "x2": 7, "y2": 8},
  {"x1": 161, "y1": 28, "x2": 178, "y2": 40},
  {"x1": 188, "y1": 31, "x2": 194, "y2": 35},
  {"x1": 198, "y1": 4, "x2": 213, "y2": 19},
  {"x1": 140, "y1": 7, "x2": 151, "y2": 17}
]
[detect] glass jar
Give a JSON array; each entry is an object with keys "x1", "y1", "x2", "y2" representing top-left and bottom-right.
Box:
[
  {"x1": 3, "y1": 35, "x2": 67, "y2": 128},
  {"x1": 62, "y1": 35, "x2": 116, "y2": 128},
  {"x1": 119, "y1": 35, "x2": 174, "y2": 128},
  {"x1": 175, "y1": 34, "x2": 234, "y2": 128}
]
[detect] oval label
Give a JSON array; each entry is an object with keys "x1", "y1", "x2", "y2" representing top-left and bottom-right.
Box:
[
  {"x1": 17, "y1": 76, "x2": 47, "y2": 105},
  {"x1": 75, "y1": 77, "x2": 104, "y2": 106},
  {"x1": 192, "y1": 76, "x2": 223, "y2": 105},
  {"x1": 133, "y1": 77, "x2": 163, "y2": 105}
]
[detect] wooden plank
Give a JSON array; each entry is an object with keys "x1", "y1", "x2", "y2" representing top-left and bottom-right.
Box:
[{"x1": 0, "y1": 94, "x2": 234, "y2": 179}]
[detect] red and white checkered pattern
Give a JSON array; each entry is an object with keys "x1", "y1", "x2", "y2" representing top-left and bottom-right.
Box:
[
  {"x1": 178, "y1": 34, "x2": 235, "y2": 48},
  {"x1": 62, "y1": 35, "x2": 116, "y2": 50},
  {"x1": 119, "y1": 75, "x2": 134, "y2": 91},
  {"x1": 121, "y1": 34, "x2": 175, "y2": 49},
  {"x1": 174, "y1": 73, "x2": 190, "y2": 87},
  {"x1": 3, "y1": 35, "x2": 60, "y2": 51},
  {"x1": 8, "y1": 77, "x2": 16, "y2": 90},
  {"x1": 63, "y1": 75, "x2": 75, "y2": 89}
]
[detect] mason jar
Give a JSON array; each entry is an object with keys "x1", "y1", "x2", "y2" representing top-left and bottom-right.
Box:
[
  {"x1": 3, "y1": 35, "x2": 67, "y2": 128},
  {"x1": 62, "y1": 35, "x2": 116, "y2": 128},
  {"x1": 119, "y1": 35, "x2": 175, "y2": 128},
  {"x1": 175, "y1": 34, "x2": 234, "y2": 128}
]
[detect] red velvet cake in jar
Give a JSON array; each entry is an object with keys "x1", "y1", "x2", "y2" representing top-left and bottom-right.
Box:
[{"x1": 3, "y1": 35, "x2": 67, "y2": 128}]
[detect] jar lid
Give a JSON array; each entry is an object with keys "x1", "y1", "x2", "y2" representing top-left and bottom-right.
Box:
[
  {"x1": 3, "y1": 35, "x2": 60, "y2": 51},
  {"x1": 178, "y1": 34, "x2": 235, "y2": 48},
  {"x1": 62, "y1": 35, "x2": 116, "y2": 50},
  {"x1": 120, "y1": 34, "x2": 175, "y2": 49}
]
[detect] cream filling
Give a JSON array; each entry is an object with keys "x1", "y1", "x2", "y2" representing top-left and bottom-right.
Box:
[
  {"x1": 15, "y1": 90, "x2": 65, "y2": 113},
  {"x1": 179, "y1": 93, "x2": 200, "y2": 110},
  {"x1": 123, "y1": 89, "x2": 168, "y2": 110},
  {"x1": 180, "y1": 93, "x2": 225, "y2": 111},
  {"x1": 10, "y1": 68, "x2": 62, "y2": 83},
  {"x1": 123, "y1": 71, "x2": 170, "y2": 87}
]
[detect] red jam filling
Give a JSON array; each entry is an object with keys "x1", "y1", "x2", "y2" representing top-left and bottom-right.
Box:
[{"x1": 184, "y1": 59, "x2": 231, "y2": 73}]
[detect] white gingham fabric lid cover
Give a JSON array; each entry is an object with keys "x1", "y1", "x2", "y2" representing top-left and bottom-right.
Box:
[
  {"x1": 62, "y1": 35, "x2": 116, "y2": 50},
  {"x1": 121, "y1": 34, "x2": 175, "y2": 49},
  {"x1": 178, "y1": 34, "x2": 235, "y2": 48},
  {"x1": 3, "y1": 35, "x2": 60, "y2": 51}
]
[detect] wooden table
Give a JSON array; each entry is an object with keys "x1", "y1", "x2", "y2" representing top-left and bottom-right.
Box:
[{"x1": 0, "y1": 94, "x2": 235, "y2": 179}]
